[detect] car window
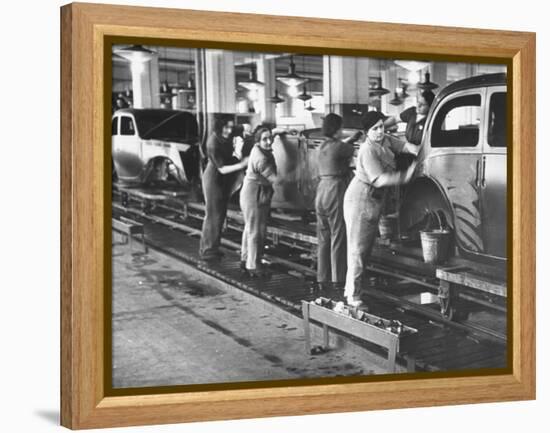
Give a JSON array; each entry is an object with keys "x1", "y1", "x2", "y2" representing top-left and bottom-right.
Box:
[
  {"x1": 487, "y1": 92, "x2": 507, "y2": 147},
  {"x1": 120, "y1": 116, "x2": 136, "y2": 136},
  {"x1": 111, "y1": 117, "x2": 118, "y2": 135},
  {"x1": 431, "y1": 94, "x2": 481, "y2": 148}
]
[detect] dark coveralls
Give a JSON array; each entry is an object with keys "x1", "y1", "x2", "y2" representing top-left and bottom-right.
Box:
[
  {"x1": 343, "y1": 135, "x2": 405, "y2": 301},
  {"x1": 315, "y1": 137, "x2": 354, "y2": 286},
  {"x1": 199, "y1": 132, "x2": 243, "y2": 259},
  {"x1": 239, "y1": 145, "x2": 277, "y2": 270},
  {"x1": 395, "y1": 106, "x2": 426, "y2": 169}
]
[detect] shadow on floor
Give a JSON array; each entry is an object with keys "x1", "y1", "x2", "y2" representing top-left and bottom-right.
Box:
[{"x1": 34, "y1": 409, "x2": 59, "y2": 425}]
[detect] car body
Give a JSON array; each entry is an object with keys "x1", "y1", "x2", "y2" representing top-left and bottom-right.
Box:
[
  {"x1": 399, "y1": 73, "x2": 507, "y2": 264},
  {"x1": 111, "y1": 108, "x2": 200, "y2": 185},
  {"x1": 270, "y1": 128, "x2": 361, "y2": 211}
]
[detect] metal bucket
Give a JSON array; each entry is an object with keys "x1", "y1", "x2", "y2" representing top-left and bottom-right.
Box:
[{"x1": 420, "y1": 229, "x2": 451, "y2": 264}]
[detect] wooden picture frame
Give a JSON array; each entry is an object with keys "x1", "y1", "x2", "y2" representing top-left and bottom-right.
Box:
[{"x1": 60, "y1": 2, "x2": 536, "y2": 429}]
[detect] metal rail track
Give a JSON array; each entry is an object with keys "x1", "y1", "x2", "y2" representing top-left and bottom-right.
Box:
[{"x1": 112, "y1": 188, "x2": 507, "y2": 344}]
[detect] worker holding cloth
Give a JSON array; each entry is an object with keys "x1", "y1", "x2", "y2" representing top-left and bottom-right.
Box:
[
  {"x1": 343, "y1": 111, "x2": 418, "y2": 307},
  {"x1": 239, "y1": 127, "x2": 277, "y2": 277},
  {"x1": 199, "y1": 115, "x2": 249, "y2": 261},
  {"x1": 315, "y1": 113, "x2": 361, "y2": 291}
]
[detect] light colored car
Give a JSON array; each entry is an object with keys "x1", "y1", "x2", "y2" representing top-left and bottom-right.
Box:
[
  {"x1": 400, "y1": 73, "x2": 507, "y2": 264},
  {"x1": 111, "y1": 108, "x2": 200, "y2": 185}
]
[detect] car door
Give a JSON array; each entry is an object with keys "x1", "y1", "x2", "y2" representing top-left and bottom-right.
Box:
[
  {"x1": 480, "y1": 86, "x2": 507, "y2": 259},
  {"x1": 112, "y1": 114, "x2": 143, "y2": 180},
  {"x1": 423, "y1": 89, "x2": 485, "y2": 255}
]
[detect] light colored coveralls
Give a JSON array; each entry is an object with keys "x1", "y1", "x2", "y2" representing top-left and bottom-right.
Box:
[
  {"x1": 343, "y1": 135, "x2": 405, "y2": 301},
  {"x1": 315, "y1": 137, "x2": 354, "y2": 286},
  {"x1": 239, "y1": 145, "x2": 277, "y2": 270}
]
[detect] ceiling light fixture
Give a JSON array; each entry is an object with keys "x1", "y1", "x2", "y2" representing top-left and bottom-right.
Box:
[
  {"x1": 268, "y1": 89, "x2": 285, "y2": 104},
  {"x1": 238, "y1": 62, "x2": 265, "y2": 91},
  {"x1": 389, "y1": 91, "x2": 403, "y2": 106},
  {"x1": 369, "y1": 59, "x2": 390, "y2": 98},
  {"x1": 297, "y1": 56, "x2": 312, "y2": 102},
  {"x1": 277, "y1": 55, "x2": 307, "y2": 87},
  {"x1": 417, "y1": 72, "x2": 439, "y2": 90},
  {"x1": 394, "y1": 60, "x2": 429, "y2": 72},
  {"x1": 114, "y1": 45, "x2": 155, "y2": 63},
  {"x1": 369, "y1": 76, "x2": 390, "y2": 97},
  {"x1": 297, "y1": 84, "x2": 312, "y2": 102}
]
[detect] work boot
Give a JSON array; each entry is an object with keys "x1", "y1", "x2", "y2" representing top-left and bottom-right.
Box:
[
  {"x1": 346, "y1": 296, "x2": 364, "y2": 308},
  {"x1": 245, "y1": 267, "x2": 272, "y2": 279}
]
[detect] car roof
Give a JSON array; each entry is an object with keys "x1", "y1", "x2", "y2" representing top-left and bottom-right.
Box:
[{"x1": 434, "y1": 73, "x2": 507, "y2": 103}]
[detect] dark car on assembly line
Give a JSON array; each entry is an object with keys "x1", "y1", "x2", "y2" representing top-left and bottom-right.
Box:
[
  {"x1": 111, "y1": 108, "x2": 200, "y2": 186},
  {"x1": 399, "y1": 73, "x2": 508, "y2": 264}
]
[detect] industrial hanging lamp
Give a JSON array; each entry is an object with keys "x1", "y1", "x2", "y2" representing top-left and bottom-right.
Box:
[
  {"x1": 114, "y1": 44, "x2": 155, "y2": 63},
  {"x1": 389, "y1": 91, "x2": 403, "y2": 106},
  {"x1": 398, "y1": 78, "x2": 410, "y2": 99},
  {"x1": 369, "y1": 76, "x2": 390, "y2": 97},
  {"x1": 369, "y1": 59, "x2": 390, "y2": 98},
  {"x1": 277, "y1": 55, "x2": 307, "y2": 87},
  {"x1": 296, "y1": 56, "x2": 312, "y2": 101},
  {"x1": 238, "y1": 53, "x2": 265, "y2": 91},
  {"x1": 268, "y1": 89, "x2": 285, "y2": 104},
  {"x1": 305, "y1": 102, "x2": 315, "y2": 111},
  {"x1": 238, "y1": 63, "x2": 265, "y2": 90},
  {"x1": 297, "y1": 86, "x2": 312, "y2": 102},
  {"x1": 351, "y1": 60, "x2": 362, "y2": 116},
  {"x1": 394, "y1": 60, "x2": 429, "y2": 72},
  {"x1": 417, "y1": 71, "x2": 439, "y2": 90}
]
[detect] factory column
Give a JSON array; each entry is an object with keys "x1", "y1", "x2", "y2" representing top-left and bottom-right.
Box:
[
  {"x1": 323, "y1": 56, "x2": 371, "y2": 126},
  {"x1": 429, "y1": 63, "x2": 447, "y2": 94},
  {"x1": 204, "y1": 49, "x2": 236, "y2": 130},
  {"x1": 256, "y1": 56, "x2": 276, "y2": 126},
  {"x1": 131, "y1": 55, "x2": 160, "y2": 109},
  {"x1": 382, "y1": 65, "x2": 400, "y2": 116}
]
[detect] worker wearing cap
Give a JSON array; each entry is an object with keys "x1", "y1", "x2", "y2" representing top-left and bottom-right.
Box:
[
  {"x1": 384, "y1": 90, "x2": 435, "y2": 169},
  {"x1": 343, "y1": 111, "x2": 418, "y2": 307}
]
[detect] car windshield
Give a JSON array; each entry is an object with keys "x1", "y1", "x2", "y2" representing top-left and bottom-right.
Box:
[{"x1": 134, "y1": 111, "x2": 198, "y2": 141}]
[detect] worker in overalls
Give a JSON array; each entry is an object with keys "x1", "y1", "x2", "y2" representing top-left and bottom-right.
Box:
[
  {"x1": 384, "y1": 89, "x2": 435, "y2": 169},
  {"x1": 199, "y1": 115, "x2": 248, "y2": 261},
  {"x1": 315, "y1": 113, "x2": 361, "y2": 291},
  {"x1": 343, "y1": 111, "x2": 418, "y2": 307},
  {"x1": 239, "y1": 127, "x2": 277, "y2": 277}
]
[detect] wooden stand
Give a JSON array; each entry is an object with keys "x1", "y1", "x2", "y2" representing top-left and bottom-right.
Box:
[
  {"x1": 302, "y1": 299, "x2": 417, "y2": 373},
  {"x1": 436, "y1": 265, "x2": 507, "y2": 319},
  {"x1": 112, "y1": 217, "x2": 147, "y2": 253}
]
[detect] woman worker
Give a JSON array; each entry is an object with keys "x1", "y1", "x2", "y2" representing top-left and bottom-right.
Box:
[
  {"x1": 199, "y1": 115, "x2": 249, "y2": 261},
  {"x1": 343, "y1": 111, "x2": 417, "y2": 307},
  {"x1": 384, "y1": 89, "x2": 435, "y2": 168},
  {"x1": 315, "y1": 113, "x2": 361, "y2": 291},
  {"x1": 239, "y1": 127, "x2": 277, "y2": 277}
]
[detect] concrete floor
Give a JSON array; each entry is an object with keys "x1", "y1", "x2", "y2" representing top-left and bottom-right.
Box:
[{"x1": 112, "y1": 233, "x2": 389, "y2": 389}]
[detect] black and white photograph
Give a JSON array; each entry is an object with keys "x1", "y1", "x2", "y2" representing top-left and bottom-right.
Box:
[{"x1": 110, "y1": 44, "x2": 508, "y2": 389}]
